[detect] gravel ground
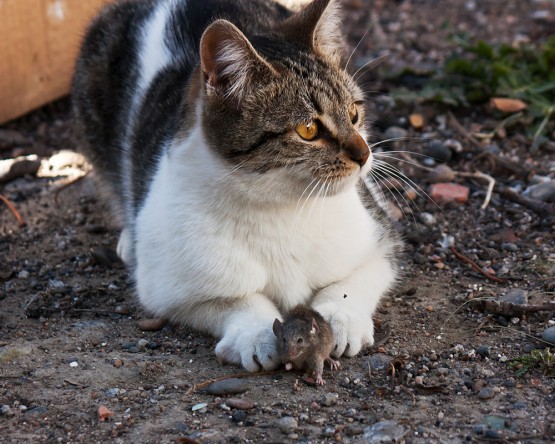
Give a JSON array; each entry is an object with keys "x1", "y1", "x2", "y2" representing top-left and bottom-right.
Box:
[{"x1": 1, "y1": 1, "x2": 554, "y2": 443}]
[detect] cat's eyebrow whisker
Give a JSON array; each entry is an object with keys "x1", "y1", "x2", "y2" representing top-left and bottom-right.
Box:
[
  {"x1": 352, "y1": 53, "x2": 390, "y2": 82},
  {"x1": 367, "y1": 136, "x2": 429, "y2": 150},
  {"x1": 344, "y1": 27, "x2": 372, "y2": 71}
]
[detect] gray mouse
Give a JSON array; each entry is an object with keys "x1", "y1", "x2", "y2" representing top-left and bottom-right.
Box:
[{"x1": 273, "y1": 305, "x2": 341, "y2": 385}]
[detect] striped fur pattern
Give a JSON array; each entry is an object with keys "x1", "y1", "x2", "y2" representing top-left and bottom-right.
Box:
[{"x1": 72, "y1": 0, "x2": 402, "y2": 372}]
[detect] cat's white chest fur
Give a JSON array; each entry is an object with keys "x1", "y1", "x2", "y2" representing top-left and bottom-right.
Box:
[{"x1": 134, "y1": 126, "x2": 379, "y2": 320}]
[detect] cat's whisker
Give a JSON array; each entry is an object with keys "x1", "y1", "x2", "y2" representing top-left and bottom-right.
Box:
[
  {"x1": 373, "y1": 161, "x2": 425, "y2": 217},
  {"x1": 344, "y1": 27, "x2": 372, "y2": 71},
  {"x1": 368, "y1": 170, "x2": 415, "y2": 225},
  {"x1": 373, "y1": 153, "x2": 435, "y2": 171},
  {"x1": 218, "y1": 158, "x2": 251, "y2": 180},
  {"x1": 295, "y1": 176, "x2": 320, "y2": 214},
  {"x1": 293, "y1": 177, "x2": 322, "y2": 231},
  {"x1": 373, "y1": 160, "x2": 443, "y2": 214},
  {"x1": 305, "y1": 174, "x2": 330, "y2": 232}
]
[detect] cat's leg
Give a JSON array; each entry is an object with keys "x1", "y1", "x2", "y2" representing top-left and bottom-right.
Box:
[
  {"x1": 116, "y1": 227, "x2": 133, "y2": 265},
  {"x1": 187, "y1": 293, "x2": 282, "y2": 372},
  {"x1": 311, "y1": 255, "x2": 395, "y2": 358}
]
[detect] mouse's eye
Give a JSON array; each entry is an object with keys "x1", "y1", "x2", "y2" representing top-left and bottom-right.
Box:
[
  {"x1": 297, "y1": 338, "x2": 303, "y2": 344},
  {"x1": 283, "y1": 338, "x2": 287, "y2": 343}
]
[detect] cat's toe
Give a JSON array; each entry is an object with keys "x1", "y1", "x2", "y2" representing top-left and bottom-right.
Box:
[{"x1": 216, "y1": 325, "x2": 279, "y2": 372}]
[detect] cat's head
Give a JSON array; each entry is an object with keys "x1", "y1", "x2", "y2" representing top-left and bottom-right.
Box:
[{"x1": 199, "y1": 0, "x2": 370, "y2": 202}]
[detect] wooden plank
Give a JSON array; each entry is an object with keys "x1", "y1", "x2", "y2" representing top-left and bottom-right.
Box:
[{"x1": 0, "y1": 0, "x2": 113, "y2": 124}]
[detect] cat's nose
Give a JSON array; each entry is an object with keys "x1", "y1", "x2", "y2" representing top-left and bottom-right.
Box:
[{"x1": 344, "y1": 133, "x2": 370, "y2": 167}]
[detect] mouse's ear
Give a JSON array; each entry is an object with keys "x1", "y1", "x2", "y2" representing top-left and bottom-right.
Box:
[
  {"x1": 310, "y1": 319, "x2": 319, "y2": 335},
  {"x1": 272, "y1": 318, "x2": 283, "y2": 337}
]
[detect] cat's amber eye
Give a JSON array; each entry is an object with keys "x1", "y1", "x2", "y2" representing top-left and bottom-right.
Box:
[
  {"x1": 295, "y1": 121, "x2": 319, "y2": 141},
  {"x1": 349, "y1": 103, "x2": 359, "y2": 124}
]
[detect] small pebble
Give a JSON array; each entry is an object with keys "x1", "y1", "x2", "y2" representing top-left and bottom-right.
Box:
[
  {"x1": 69, "y1": 361, "x2": 78, "y2": 368},
  {"x1": 363, "y1": 420, "x2": 407, "y2": 443},
  {"x1": 428, "y1": 165, "x2": 455, "y2": 183},
  {"x1": 231, "y1": 410, "x2": 248, "y2": 423},
  {"x1": 321, "y1": 393, "x2": 339, "y2": 407},
  {"x1": 191, "y1": 403, "x2": 207, "y2": 411},
  {"x1": 203, "y1": 378, "x2": 250, "y2": 395},
  {"x1": 425, "y1": 140, "x2": 452, "y2": 163},
  {"x1": 137, "y1": 318, "x2": 168, "y2": 331},
  {"x1": 368, "y1": 353, "x2": 392, "y2": 371},
  {"x1": 384, "y1": 126, "x2": 408, "y2": 141},
  {"x1": 476, "y1": 346, "x2": 490, "y2": 358},
  {"x1": 477, "y1": 387, "x2": 495, "y2": 400},
  {"x1": 541, "y1": 326, "x2": 555, "y2": 346},
  {"x1": 278, "y1": 416, "x2": 298, "y2": 434},
  {"x1": 225, "y1": 398, "x2": 254, "y2": 410},
  {"x1": 500, "y1": 288, "x2": 528, "y2": 305},
  {"x1": 523, "y1": 180, "x2": 555, "y2": 203}
]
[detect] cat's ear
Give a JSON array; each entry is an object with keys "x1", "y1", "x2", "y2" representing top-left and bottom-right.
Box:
[
  {"x1": 200, "y1": 20, "x2": 277, "y2": 103},
  {"x1": 273, "y1": 318, "x2": 284, "y2": 337},
  {"x1": 279, "y1": 0, "x2": 343, "y2": 64}
]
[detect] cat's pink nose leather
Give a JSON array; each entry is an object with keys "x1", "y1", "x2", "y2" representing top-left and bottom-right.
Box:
[{"x1": 345, "y1": 133, "x2": 370, "y2": 167}]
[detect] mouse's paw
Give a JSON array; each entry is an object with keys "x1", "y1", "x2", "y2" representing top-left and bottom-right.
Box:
[
  {"x1": 325, "y1": 357, "x2": 341, "y2": 371},
  {"x1": 216, "y1": 323, "x2": 280, "y2": 372},
  {"x1": 316, "y1": 374, "x2": 325, "y2": 385},
  {"x1": 312, "y1": 303, "x2": 374, "y2": 359}
]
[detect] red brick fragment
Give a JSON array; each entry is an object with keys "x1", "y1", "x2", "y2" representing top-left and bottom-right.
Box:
[
  {"x1": 98, "y1": 405, "x2": 114, "y2": 421},
  {"x1": 429, "y1": 183, "x2": 469, "y2": 204}
]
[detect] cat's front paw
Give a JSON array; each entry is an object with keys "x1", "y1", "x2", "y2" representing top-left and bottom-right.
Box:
[
  {"x1": 215, "y1": 324, "x2": 280, "y2": 372},
  {"x1": 312, "y1": 303, "x2": 374, "y2": 358}
]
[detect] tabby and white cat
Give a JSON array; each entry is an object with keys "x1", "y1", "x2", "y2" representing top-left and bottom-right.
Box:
[{"x1": 72, "y1": 0, "x2": 402, "y2": 371}]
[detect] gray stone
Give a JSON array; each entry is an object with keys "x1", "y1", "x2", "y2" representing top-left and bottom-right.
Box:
[
  {"x1": 477, "y1": 387, "x2": 495, "y2": 400},
  {"x1": 425, "y1": 140, "x2": 452, "y2": 163},
  {"x1": 500, "y1": 289, "x2": 528, "y2": 305},
  {"x1": 363, "y1": 420, "x2": 407, "y2": 443},
  {"x1": 384, "y1": 126, "x2": 408, "y2": 142},
  {"x1": 501, "y1": 243, "x2": 519, "y2": 252},
  {"x1": 476, "y1": 346, "x2": 490, "y2": 358},
  {"x1": 321, "y1": 392, "x2": 339, "y2": 407},
  {"x1": 524, "y1": 180, "x2": 555, "y2": 203},
  {"x1": 368, "y1": 353, "x2": 392, "y2": 371},
  {"x1": 278, "y1": 416, "x2": 298, "y2": 434},
  {"x1": 203, "y1": 378, "x2": 250, "y2": 395},
  {"x1": 541, "y1": 326, "x2": 555, "y2": 346}
]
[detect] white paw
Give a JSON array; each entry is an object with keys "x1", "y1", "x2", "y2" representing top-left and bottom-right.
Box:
[
  {"x1": 215, "y1": 323, "x2": 280, "y2": 372},
  {"x1": 116, "y1": 228, "x2": 132, "y2": 264},
  {"x1": 312, "y1": 303, "x2": 374, "y2": 358}
]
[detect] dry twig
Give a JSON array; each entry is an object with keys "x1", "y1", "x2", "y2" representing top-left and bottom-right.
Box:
[
  {"x1": 454, "y1": 171, "x2": 495, "y2": 209},
  {"x1": 499, "y1": 187, "x2": 555, "y2": 217},
  {"x1": 450, "y1": 246, "x2": 505, "y2": 283},
  {"x1": 0, "y1": 193, "x2": 25, "y2": 227}
]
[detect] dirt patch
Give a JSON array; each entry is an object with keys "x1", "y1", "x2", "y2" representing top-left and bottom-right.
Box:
[{"x1": 1, "y1": 1, "x2": 554, "y2": 442}]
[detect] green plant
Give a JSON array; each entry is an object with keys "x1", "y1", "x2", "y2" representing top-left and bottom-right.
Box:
[
  {"x1": 391, "y1": 36, "x2": 555, "y2": 150},
  {"x1": 509, "y1": 348, "x2": 555, "y2": 378}
]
